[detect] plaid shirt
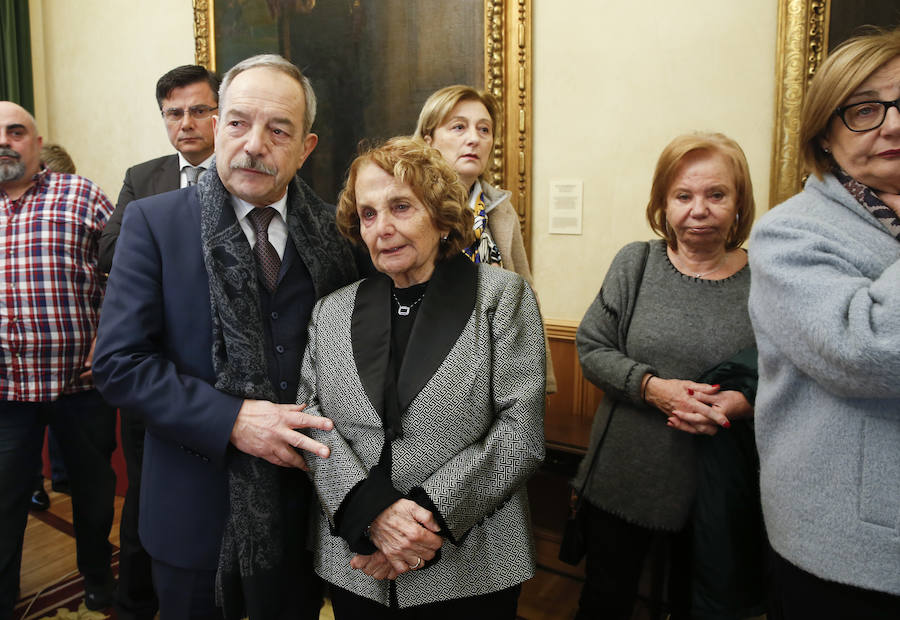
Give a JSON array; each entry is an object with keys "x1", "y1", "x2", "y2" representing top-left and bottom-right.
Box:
[{"x1": 1, "y1": 168, "x2": 113, "y2": 401}]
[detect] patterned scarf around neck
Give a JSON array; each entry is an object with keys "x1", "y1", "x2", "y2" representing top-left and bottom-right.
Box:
[
  {"x1": 197, "y1": 162, "x2": 363, "y2": 620},
  {"x1": 834, "y1": 167, "x2": 900, "y2": 241},
  {"x1": 462, "y1": 189, "x2": 503, "y2": 265},
  {"x1": 196, "y1": 163, "x2": 290, "y2": 620}
]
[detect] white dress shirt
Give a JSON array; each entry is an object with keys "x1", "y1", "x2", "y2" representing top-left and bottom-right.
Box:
[
  {"x1": 230, "y1": 193, "x2": 289, "y2": 259},
  {"x1": 177, "y1": 153, "x2": 215, "y2": 189}
]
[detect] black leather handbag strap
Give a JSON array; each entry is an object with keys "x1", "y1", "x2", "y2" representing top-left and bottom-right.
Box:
[{"x1": 573, "y1": 241, "x2": 651, "y2": 506}]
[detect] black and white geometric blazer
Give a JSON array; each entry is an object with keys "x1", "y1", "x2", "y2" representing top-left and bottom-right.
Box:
[{"x1": 299, "y1": 255, "x2": 546, "y2": 608}]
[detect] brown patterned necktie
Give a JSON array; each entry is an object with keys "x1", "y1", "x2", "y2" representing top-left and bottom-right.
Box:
[{"x1": 247, "y1": 207, "x2": 281, "y2": 293}]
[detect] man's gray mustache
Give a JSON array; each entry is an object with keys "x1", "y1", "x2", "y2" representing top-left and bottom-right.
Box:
[
  {"x1": 230, "y1": 155, "x2": 276, "y2": 176},
  {"x1": 0, "y1": 148, "x2": 21, "y2": 160}
]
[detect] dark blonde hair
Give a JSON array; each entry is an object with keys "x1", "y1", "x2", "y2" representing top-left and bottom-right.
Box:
[
  {"x1": 41, "y1": 144, "x2": 76, "y2": 174},
  {"x1": 801, "y1": 27, "x2": 900, "y2": 178},
  {"x1": 413, "y1": 85, "x2": 501, "y2": 180},
  {"x1": 336, "y1": 137, "x2": 475, "y2": 261},
  {"x1": 645, "y1": 132, "x2": 755, "y2": 250}
]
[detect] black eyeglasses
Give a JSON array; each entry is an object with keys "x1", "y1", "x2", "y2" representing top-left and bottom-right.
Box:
[
  {"x1": 161, "y1": 105, "x2": 218, "y2": 124},
  {"x1": 834, "y1": 97, "x2": 900, "y2": 132}
]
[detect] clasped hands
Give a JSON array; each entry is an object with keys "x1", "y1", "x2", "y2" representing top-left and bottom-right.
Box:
[
  {"x1": 350, "y1": 499, "x2": 443, "y2": 581},
  {"x1": 642, "y1": 375, "x2": 752, "y2": 435}
]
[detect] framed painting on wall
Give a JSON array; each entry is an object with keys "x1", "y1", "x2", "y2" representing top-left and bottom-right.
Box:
[
  {"x1": 769, "y1": 0, "x2": 900, "y2": 207},
  {"x1": 192, "y1": 0, "x2": 534, "y2": 249}
]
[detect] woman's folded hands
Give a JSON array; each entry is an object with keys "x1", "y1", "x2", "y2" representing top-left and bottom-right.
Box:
[{"x1": 350, "y1": 498, "x2": 443, "y2": 580}]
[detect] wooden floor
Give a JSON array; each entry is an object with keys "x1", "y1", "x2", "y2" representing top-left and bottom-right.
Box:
[
  {"x1": 519, "y1": 568, "x2": 582, "y2": 619},
  {"x1": 20, "y1": 483, "x2": 582, "y2": 619},
  {"x1": 21, "y1": 485, "x2": 123, "y2": 605}
]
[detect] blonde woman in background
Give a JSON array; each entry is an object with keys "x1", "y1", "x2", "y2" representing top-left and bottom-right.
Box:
[{"x1": 414, "y1": 85, "x2": 556, "y2": 392}]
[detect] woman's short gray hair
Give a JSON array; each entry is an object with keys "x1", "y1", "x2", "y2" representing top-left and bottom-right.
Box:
[{"x1": 219, "y1": 54, "x2": 317, "y2": 136}]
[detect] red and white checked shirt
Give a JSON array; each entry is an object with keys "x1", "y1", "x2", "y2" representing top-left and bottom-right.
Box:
[{"x1": 1, "y1": 168, "x2": 113, "y2": 401}]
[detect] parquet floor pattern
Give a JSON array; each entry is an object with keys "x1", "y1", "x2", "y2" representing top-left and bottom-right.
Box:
[{"x1": 20, "y1": 483, "x2": 580, "y2": 619}]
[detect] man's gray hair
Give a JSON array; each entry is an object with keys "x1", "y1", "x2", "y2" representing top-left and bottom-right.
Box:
[{"x1": 219, "y1": 54, "x2": 317, "y2": 136}]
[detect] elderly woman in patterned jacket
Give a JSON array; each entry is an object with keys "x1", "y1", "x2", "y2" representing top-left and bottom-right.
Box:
[{"x1": 299, "y1": 137, "x2": 546, "y2": 618}]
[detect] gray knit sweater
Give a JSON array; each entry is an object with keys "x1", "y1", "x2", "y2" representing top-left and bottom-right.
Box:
[
  {"x1": 575, "y1": 240, "x2": 754, "y2": 530},
  {"x1": 749, "y1": 173, "x2": 900, "y2": 595}
]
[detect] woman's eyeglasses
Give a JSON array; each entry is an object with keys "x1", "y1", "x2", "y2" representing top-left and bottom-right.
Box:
[{"x1": 834, "y1": 98, "x2": 900, "y2": 132}]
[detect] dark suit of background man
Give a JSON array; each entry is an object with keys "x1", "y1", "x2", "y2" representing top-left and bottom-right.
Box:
[
  {"x1": 99, "y1": 65, "x2": 220, "y2": 274},
  {"x1": 0, "y1": 102, "x2": 116, "y2": 616},
  {"x1": 96, "y1": 65, "x2": 220, "y2": 620},
  {"x1": 93, "y1": 55, "x2": 364, "y2": 620}
]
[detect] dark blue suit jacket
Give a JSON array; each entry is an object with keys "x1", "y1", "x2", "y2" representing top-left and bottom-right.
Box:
[
  {"x1": 93, "y1": 182, "x2": 364, "y2": 570},
  {"x1": 94, "y1": 186, "x2": 240, "y2": 569}
]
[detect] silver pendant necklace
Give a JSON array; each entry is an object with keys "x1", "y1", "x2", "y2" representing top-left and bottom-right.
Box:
[
  {"x1": 672, "y1": 251, "x2": 728, "y2": 279},
  {"x1": 392, "y1": 291, "x2": 425, "y2": 316}
]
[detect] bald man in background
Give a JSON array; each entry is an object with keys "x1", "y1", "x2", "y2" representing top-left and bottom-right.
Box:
[{"x1": 0, "y1": 101, "x2": 117, "y2": 615}]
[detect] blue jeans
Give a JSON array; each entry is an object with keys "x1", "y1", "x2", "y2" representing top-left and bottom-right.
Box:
[{"x1": 0, "y1": 390, "x2": 116, "y2": 617}]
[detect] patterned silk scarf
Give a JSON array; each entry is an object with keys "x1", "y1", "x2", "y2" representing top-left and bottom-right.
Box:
[
  {"x1": 463, "y1": 191, "x2": 503, "y2": 264},
  {"x1": 834, "y1": 167, "x2": 900, "y2": 241}
]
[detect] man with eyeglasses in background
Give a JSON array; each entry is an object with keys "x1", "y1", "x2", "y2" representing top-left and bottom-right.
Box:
[
  {"x1": 99, "y1": 65, "x2": 219, "y2": 273},
  {"x1": 97, "y1": 64, "x2": 219, "y2": 620}
]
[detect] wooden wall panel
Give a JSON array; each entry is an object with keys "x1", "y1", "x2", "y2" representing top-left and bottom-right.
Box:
[
  {"x1": 531, "y1": 319, "x2": 608, "y2": 576},
  {"x1": 544, "y1": 319, "x2": 603, "y2": 453}
]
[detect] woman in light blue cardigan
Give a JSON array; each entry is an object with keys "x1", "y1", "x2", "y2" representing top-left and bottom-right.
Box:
[{"x1": 749, "y1": 27, "x2": 900, "y2": 618}]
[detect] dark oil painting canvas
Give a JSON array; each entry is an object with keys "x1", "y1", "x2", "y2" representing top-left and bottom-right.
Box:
[{"x1": 213, "y1": 0, "x2": 485, "y2": 203}]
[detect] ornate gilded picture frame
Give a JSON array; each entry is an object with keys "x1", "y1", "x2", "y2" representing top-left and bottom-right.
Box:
[
  {"x1": 192, "y1": 0, "x2": 533, "y2": 249},
  {"x1": 770, "y1": 0, "x2": 900, "y2": 207},
  {"x1": 769, "y1": 0, "x2": 829, "y2": 208}
]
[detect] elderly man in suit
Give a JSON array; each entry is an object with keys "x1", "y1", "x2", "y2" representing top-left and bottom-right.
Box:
[
  {"x1": 93, "y1": 54, "x2": 365, "y2": 620},
  {"x1": 97, "y1": 64, "x2": 220, "y2": 620}
]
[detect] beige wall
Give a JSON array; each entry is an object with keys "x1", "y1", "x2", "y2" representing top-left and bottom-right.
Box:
[
  {"x1": 29, "y1": 1, "x2": 777, "y2": 322},
  {"x1": 531, "y1": 1, "x2": 778, "y2": 321},
  {"x1": 29, "y1": 0, "x2": 194, "y2": 199}
]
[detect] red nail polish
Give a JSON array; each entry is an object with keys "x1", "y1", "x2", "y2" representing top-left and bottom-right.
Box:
[
  {"x1": 687, "y1": 389, "x2": 694, "y2": 395},
  {"x1": 711, "y1": 384, "x2": 720, "y2": 389},
  {"x1": 722, "y1": 419, "x2": 731, "y2": 429}
]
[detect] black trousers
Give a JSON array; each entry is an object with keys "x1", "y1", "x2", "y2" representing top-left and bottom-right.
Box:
[
  {"x1": 330, "y1": 583, "x2": 521, "y2": 619},
  {"x1": 151, "y1": 560, "x2": 223, "y2": 620},
  {"x1": 0, "y1": 392, "x2": 116, "y2": 617},
  {"x1": 33, "y1": 428, "x2": 69, "y2": 489},
  {"x1": 575, "y1": 501, "x2": 690, "y2": 620},
  {"x1": 767, "y1": 548, "x2": 900, "y2": 620},
  {"x1": 153, "y1": 554, "x2": 323, "y2": 620},
  {"x1": 116, "y1": 408, "x2": 157, "y2": 620}
]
